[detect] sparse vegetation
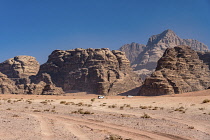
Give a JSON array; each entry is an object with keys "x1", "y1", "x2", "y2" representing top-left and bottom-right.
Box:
[
  {"x1": 188, "y1": 126, "x2": 194, "y2": 129},
  {"x1": 141, "y1": 113, "x2": 151, "y2": 118},
  {"x1": 60, "y1": 101, "x2": 67, "y2": 104},
  {"x1": 202, "y1": 99, "x2": 210, "y2": 103},
  {"x1": 91, "y1": 98, "x2": 95, "y2": 102}
]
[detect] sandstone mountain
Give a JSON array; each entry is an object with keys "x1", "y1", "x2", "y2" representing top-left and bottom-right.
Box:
[
  {"x1": 0, "y1": 56, "x2": 40, "y2": 78},
  {"x1": 138, "y1": 45, "x2": 210, "y2": 96},
  {"x1": 38, "y1": 48, "x2": 141, "y2": 95},
  {"x1": 119, "y1": 29, "x2": 209, "y2": 79},
  {"x1": 0, "y1": 55, "x2": 64, "y2": 95}
]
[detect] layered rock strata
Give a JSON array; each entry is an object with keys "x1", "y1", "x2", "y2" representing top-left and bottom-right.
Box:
[
  {"x1": 119, "y1": 29, "x2": 209, "y2": 79},
  {"x1": 0, "y1": 56, "x2": 64, "y2": 95},
  {"x1": 138, "y1": 45, "x2": 210, "y2": 96},
  {"x1": 39, "y1": 48, "x2": 141, "y2": 95}
]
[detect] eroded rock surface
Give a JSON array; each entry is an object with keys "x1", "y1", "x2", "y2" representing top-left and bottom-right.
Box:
[
  {"x1": 119, "y1": 29, "x2": 208, "y2": 79},
  {"x1": 119, "y1": 43, "x2": 146, "y2": 64},
  {"x1": 0, "y1": 72, "x2": 19, "y2": 94},
  {"x1": 0, "y1": 56, "x2": 63, "y2": 95},
  {"x1": 138, "y1": 45, "x2": 210, "y2": 96},
  {"x1": 0, "y1": 56, "x2": 40, "y2": 78},
  {"x1": 39, "y1": 48, "x2": 141, "y2": 95}
]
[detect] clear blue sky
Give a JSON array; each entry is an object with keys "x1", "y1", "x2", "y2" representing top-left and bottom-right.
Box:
[{"x1": 0, "y1": 0, "x2": 209, "y2": 64}]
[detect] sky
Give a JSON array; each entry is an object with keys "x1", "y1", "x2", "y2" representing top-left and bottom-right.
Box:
[{"x1": 0, "y1": 0, "x2": 210, "y2": 64}]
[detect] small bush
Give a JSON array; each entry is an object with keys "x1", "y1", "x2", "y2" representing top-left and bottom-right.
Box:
[
  {"x1": 12, "y1": 114, "x2": 19, "y2": 117},
  {"x1": 202, "y1": 99, "x2": 210, "y2": 103},
  {"x1": 60, "y1": 101, "x2": 66, "y2": 104},
  {"x1": 139, "y1": 106, "x2": 148, "y2": 109},
  {"x1": 188, "y1": 126, "x2": 194, "y2": 129},
  {"x1": 33, "y1": 110, "x2": 41, "y2": 112},
  {"x1": 91, "y1": 98, "x2": 95, "y2": 102},
  {"x1": 141, "y1": 113, "x2": 151, "y2": 118}
]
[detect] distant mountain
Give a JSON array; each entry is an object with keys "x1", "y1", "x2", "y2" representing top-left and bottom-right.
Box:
[
  {"x1": 119, "y1": 29, "x2": 209, "y2": 79},
  {"x1": 119, "y1": 43, "x2": 146, "y2": 64}
]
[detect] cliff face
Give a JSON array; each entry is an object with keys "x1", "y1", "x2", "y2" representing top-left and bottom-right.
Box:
[
  {"x1": 0, "y1": 56, "x2": 40, "y2": 78},
  {"x1": 39, "y1": 48, "x2": 141, "y2": 95},
  {"x1": 138, "y1": 45, "x2": 210, "y2": 96},
  {"x1": 119, "y1": 43, "x2": 146, "y2": 64},
  {"x1": 0, "y1": 55, "x2": 64, "y2": 95},
  {"x1": 119, "y1": 29, "x2": 209, "y2": 79}
]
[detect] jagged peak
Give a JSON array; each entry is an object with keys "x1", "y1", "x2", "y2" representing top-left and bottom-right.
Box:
[{"x1": 147, "y1": 29, "x2": 180, "y2": 46}]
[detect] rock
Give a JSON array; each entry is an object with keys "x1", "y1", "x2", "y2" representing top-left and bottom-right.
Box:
[
  {"x1": 39, "y1": 48, "x2": 141, "y2": 95},
  {"x1": 0, "y1": 55, "x2": 64, "y2": 95},
  {"x1": 138, "y1": 45, "x2": 210, "y2": 96},
  {"x1": 119, "y1": 42, "x2": 146, "y2": 64},
  {"x1": 0, "y1": 56, "x2": 40, "y2": 78},
  {"x1": 0, "y1": 72, "x2": 19, "y2": 94},
  {"x1": 29, "y1": 73, "x2": 64, "y2": 95},
  {"x1": 119, "y1": 29, "x2": 209, "y2": 80},
  {"x1": 197, "y1": 51, "x2": 210, "y2": 69}
]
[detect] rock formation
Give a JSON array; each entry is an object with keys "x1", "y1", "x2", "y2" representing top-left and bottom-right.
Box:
[
  {"x1": 197, "y1": 51, "x2": 210, "y2": 69},
  {"x1": 0, "y1": 56, "x2": 40, "y2": 78},
  {"x1": 119, "y1": 43, "x2": 146, "y2": 64},
  {"x1": 138, "y1": 45, "x2": 210, "y2": 96},
  {"x1": 0, "y1": 72, "x2": 19, "y2": 94},
  {"x1": 119, "y1": 29, "x2": 209, "y2": 79},
  {"x1": 0, "y1": 56, "x2": 64, "y2": 95},
  {"x1": 38, "y1": 48, "x2": 141, "y2": 95}
]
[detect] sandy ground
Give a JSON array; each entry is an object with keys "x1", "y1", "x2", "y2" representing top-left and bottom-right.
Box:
[{"x1": 0, "y1": 90, "x2": 210, "y2": 140}]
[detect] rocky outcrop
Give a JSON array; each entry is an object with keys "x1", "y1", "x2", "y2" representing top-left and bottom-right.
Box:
[
  {"x1": 38, "y1": 48, "x2": 141, "y2": 95},
  {"x1": 119, "y1": 29, "x2": 209, "y2": 79},
  {"x1": 197, "y1": 51, "x2": 210, "y2": 69},
  {"x1": 138, "y1": 45, "x2": 210, "y2": 96},
  {"x1": 119, "y1": 43, "x2": 146, "y2": 64},
  {"x1": 0, "y1": 72, "x2": 19, "y2": 94},
  {"x1": 0, "y1": 56, "x2": 64, "y2": 95},
  {"x1": 0, "y1": 56, "x2": 40, "y2": 78}
]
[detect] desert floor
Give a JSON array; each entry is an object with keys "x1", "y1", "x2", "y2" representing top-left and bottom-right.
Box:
[{"x1": 0, "y1": 90, "x2": 210, "y2": 140}]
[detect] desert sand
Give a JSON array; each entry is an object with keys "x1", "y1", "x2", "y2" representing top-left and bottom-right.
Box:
[{"x1": 0, "y1": 90, "x2": 210, "y2": 140}]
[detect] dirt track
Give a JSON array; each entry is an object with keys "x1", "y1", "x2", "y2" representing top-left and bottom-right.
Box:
[{"x1": 0, "y1": 90, "x2": 210, "y2": 140}]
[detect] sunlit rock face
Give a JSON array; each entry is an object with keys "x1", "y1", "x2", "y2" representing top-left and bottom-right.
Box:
[
  {"x1": 39, "y1": 48, "x2": 141, "y2": 95},
  {"x1": 138, "y1": 45, "x2": 210, "y2": 96}
]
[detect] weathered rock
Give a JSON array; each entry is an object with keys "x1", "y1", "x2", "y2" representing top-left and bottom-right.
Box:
[
  {"x1": 119, "y1": 29, "x2": 209, "y2": 80},
  {"x1": 119, "y1": 43, "x2": 146, "y2": 64},
  {"x1": 0, "y1": 55, "x2": 64, "y2": 95},
  {"x1": 197, "y1": 51, "x2": 210, "y2": 69},
  {"x1": 0, "y1": 72, "x2": 19, "y2": 94},
  {"x1": 138, "y1": 45, "x2": 210, "y2": 96},
  {"x1": 0, "y1": 56, "x2": 40, "y2": 78},
  {"x1": 39, "y1": 48, "x2": 141, "y2": 95},
  {"x1": 29, "y1": 73, "x2": 64, "y2": 95}
]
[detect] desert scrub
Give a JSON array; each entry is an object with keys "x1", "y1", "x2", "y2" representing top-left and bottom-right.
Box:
[
  {"x1": 108, "y1": 104, "x2": 117, "y2": 108},
  {"x1": 40, "y1": 101, "x2": 48, "y2": 105},
  {"x1": 202, "y1": 99, "x2": 210, "y2": 103},
  {"x1": 71, "y1": 109, "x2": 94, "y2": 114},
  {"x1": 120, "y1": 106, "x2": 124, "y2": 110},
  {"x1": 33, "y1": 110, "x2": 41, "y2": 112},
  {"x1": 91, "y1": 98, "x2": 95, "y2": 102},
  {"x1": 141, "y1": 113, "x2": 151, "y2": 118},
  {"x1": 106, "y1": 134, "x2": 123, "y2": 140},
  {"x1": 188, "y1": 126, "x2": 194, "y2": 129},
  {"x1": 12, "y1": 114, "x2": 19, "y2": 117},
  {"x1": 60, "y1": 101, "x2": 66, "y2": 104},
  {"x1": 6, "y1": 108, "x2": 11, "y2": 110},
  {"x1": 139, "y1": 106, "x2": 148, "y2": 109}
]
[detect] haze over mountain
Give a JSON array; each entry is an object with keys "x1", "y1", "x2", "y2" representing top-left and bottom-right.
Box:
[{"x1": 119, "y1": 29, "x2": 209, "y2": 79}]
